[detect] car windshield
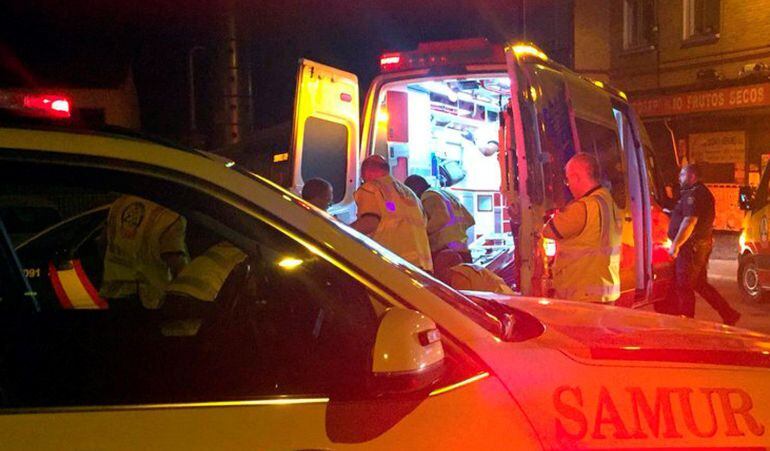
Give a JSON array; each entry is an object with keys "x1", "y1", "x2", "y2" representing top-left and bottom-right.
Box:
[{"x1": 230, "y1": 163, "x2": 506, "y2": 338}]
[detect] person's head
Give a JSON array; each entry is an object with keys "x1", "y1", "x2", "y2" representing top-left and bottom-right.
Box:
[
  {"x1": 301, "y1": 178, "x2": 333, "y2": 210},
  {"x1": 360, "y1": 155, "x2": 390, "y2": 183},
  {"x1": 479, "y1": 140, "x2": 499, "y2": 157},
  {"x1": 565, "y1": 153, "x2": 601, "y2": 198},
  {"x1": 432, "y1": 249, "x2": 465, "y2": 284},
  {"x1": 404, "y1": 174, "x2": 431, "y2": 198},
  {"x1": 679, "y1": 163, "x2": 701, "y2": 189}
]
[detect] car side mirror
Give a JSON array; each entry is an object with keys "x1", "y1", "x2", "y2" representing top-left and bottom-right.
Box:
[
  {"x1": 369, "y1": 308, "x2": 445, "y2": 395},
  {"x1": 739, "y1": 186, "x2": 755, "y2": 211}
]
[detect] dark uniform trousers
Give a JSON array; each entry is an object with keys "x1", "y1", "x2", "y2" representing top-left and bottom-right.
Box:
[{"x1": 672, "y1": 240, "x2": 736, "y2": 320}]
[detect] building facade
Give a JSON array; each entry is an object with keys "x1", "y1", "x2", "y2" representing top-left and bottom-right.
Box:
[{"x1": 571, "y1": 0, "x2": 770, "y2": 231}]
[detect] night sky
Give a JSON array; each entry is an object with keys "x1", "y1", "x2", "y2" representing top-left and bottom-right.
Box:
[{"x1": 1, "y1": 0, "x2": 533, "y2": 140}]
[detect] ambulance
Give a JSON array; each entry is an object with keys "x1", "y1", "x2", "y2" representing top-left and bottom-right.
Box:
[
  {"x1": 281, "y1": 38, "x2": 674, "y2": 307},
  {"x1": 0, "y1": 95, "x2": 768, "y2": 450}
]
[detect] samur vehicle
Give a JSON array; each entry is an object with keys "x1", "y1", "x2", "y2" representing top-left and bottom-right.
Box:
[
  {"x1": 739, "y1": 172, "x2": 770, "y2": 302},
  {"x1": 0, "y1": 99, "x2": 768, "y2": 450},
  {"x1": 260, "y1": 38, "x2": 674, "y2": 308}
]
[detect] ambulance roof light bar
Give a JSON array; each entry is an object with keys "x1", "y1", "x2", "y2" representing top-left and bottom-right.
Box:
[
  {"x1": 506, "y1": 43, "x2": 549, "y2": 62},
  {"x1": 0, "y1": 91, "x2": 72, "y2": 119},
  {"x1": 379, "y1": 38, "x2": 504, "y2": 73}
]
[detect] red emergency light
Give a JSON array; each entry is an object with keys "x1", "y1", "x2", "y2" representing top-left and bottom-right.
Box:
[
  {"x1": 23, "y1": 94, "x2": 71, "y2": 118},
  {"x1": 0, "y1": 91, "x2": 72, "y2": 119},
  {"x1": 379, "y1": 38, "x2": 504, "y2": 73}
]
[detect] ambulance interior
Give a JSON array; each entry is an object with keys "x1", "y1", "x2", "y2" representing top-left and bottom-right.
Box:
[{"x1": 371, "y1": 76, "x2": 513, "y2": 265}]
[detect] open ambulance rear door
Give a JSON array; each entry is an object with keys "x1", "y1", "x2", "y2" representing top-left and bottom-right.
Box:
[
  {"x1": 502, "y1": 45, "x2": 655, "y2": 303},
  {"x1": 290, "y1": 59, "x2": 359, "y2": 221}
]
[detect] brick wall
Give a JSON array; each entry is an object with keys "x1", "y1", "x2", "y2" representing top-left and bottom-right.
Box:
[{"x1": 601, "y1": 1, "x2": 770, "y2": 92}]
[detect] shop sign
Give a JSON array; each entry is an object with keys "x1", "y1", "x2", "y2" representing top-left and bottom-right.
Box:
[
  {"x1": 631, "y1": 82, "x2": 770, "y2": 117},
  {"x1": 689, "y1": 131, "x2": 745, "y2": 164}
]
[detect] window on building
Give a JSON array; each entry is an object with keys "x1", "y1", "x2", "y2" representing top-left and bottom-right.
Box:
[
  {"x1": 623, "y1": 0, "x2": 656, "y2": 50},
  {"x1": 683, "y1": 0, "x2": 720, "y2": 42}
]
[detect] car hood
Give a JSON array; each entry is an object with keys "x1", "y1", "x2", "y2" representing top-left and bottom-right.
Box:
[{"x1": 462, "y1": 292, "x2": 770, "y2": 449}]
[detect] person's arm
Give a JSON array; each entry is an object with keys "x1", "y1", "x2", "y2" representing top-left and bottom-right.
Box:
[
  {"x1": 669, "y1": 216, "x2": 698, "y2": 258},
  {"x1": 159, "y1": 215, "x2": 189, "y2": 277},
  {"x1": 351, "y1": 214, "x2": 380, "y2": 235},
  {"x1": 541, "y1": 201, "x2": 587, "y2": 240},
  {"x1": 351, "y1": 185, "x2": 381, "y2": 236},
  {"x1": 423, "y1": 193, "x2": 450, "y2": 234}
]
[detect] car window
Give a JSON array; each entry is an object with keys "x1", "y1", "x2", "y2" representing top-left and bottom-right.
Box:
[{"x1": 0, "y1": 166, "x2": 380, "y2": 408}]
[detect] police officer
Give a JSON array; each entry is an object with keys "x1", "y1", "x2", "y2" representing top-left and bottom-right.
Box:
[
  {"x1": 666, "y1": 164, "x2": 740, "y2": 324},
  {"x1": 301, "y1": 178, "x2": 333, "y2": 211},
  {"x1": 352, "y1": 155, "x2": 433, "y2": 271},
  {"x1": 100, "y1": 194, "x2": 189, "y2": 309},
  {"x1": 404, "y1": 174, "x2": 475, "y2": 262},
  {"x1": 433, "y1": 249, "x2": 514, "y2": 295},
  {"x1": 542, "y1": 153, "x2": 622, "y2": 303}
]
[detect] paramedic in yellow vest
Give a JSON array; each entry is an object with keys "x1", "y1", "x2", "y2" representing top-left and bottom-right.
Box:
[
  {"x1": 542, "y1": 153, "x2": 621, "y2": 303},
  {"x1": 352, "y1": 155, "x2": 433, "y2": 271},
  {"x1": 433, "y1": 249, "x2": 514, "y2": 295},
  {"x1": 161, "y1": 241, "x2": 247, "y2": 336},
  {"x1": 100, "y1": 195, "x2": 189, "y2": 309},
  {"x1": 404, "y1": 174, "x2": 475, "y2": 263}
]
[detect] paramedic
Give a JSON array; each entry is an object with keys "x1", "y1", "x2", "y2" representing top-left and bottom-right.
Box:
[
  {"x1": 665, "y1": 164, "x2": 740, "y2": 324},
  {"x1": 100, "y1": 194, "x2": 189, "y2": 310},
  {"x1": 433, "y1": 249, "x2": 514, "y2": 295},
  {"x1": 542, "y1": 153, "x2": 621, "y2": 303},
  {"x1": 404, "y1": 174, "x2": 475, "y2": 262},
  {"x1": 301, "y1": 178, "x2": 334, "y2": 210},
  {"x1": 352, "y1": 155, "x2": 433, "y2": 271}
]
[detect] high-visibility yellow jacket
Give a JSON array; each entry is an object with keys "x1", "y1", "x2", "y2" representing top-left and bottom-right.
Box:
[
  {"x1": 162, "y1": 241, "x2": 247, "y2": 336},
  {"x1": 547, "y1": 186, "x2": 621, "y2": 303},
  {"x1": 448, "y1": 264, "x2": 515, "y2": 295},
  {"x1": 166, "y1": 241, "x2": 247, "y2": 302},
  {"x1": 422, "y1": 188, "x2": 475, "y2": 253},
  {"x1": 100, "y1": 195, "x2": 187, "y2": 309},
  {"x1": 355, "y1": 175, "x2": 433, "y2": 271}
]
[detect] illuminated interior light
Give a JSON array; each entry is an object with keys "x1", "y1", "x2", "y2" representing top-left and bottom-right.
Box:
[
  {"x1": 278, "y1": 257, "x2": 304, "y2": 269},
  {"x1": 529, "y1": 86, "x2": 538, "y2": 102},
  {"x1": 225, "y1": 161, "x2": 235, "y2": 168},
  {"x1": 273, "y1": 152, "x2": 289, "y2": 163},
  {"x1": 429, "y1": 372, "x2": 489, "y2": 397},
  {"x1": 618, "y1": 90, "x2": 628, "y2": 100},
  {"x1": 509, "y1": 44, "x2": 549, "y2": 61},
  {"x1": 592, "y1": 80, "x2": 605, "y2": 89}
]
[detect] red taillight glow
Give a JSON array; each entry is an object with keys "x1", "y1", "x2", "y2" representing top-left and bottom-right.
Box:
[
  {"x1": 380, "y1": 54, "x2": 401, "y2": 67},
  {"x1": 22, "y1": 94, "x2": 71, "y2": 118}
]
